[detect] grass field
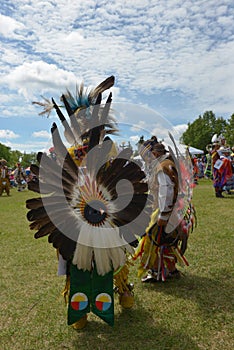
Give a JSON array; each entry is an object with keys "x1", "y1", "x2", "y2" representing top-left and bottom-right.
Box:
[{"x1": 0, "y1": 179, "x2": 233, "y2": 350}]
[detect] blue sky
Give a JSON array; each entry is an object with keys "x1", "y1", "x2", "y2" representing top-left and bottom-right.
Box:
[{"x1": 0, "y1": 0, "x2": 234, "y2": 153}]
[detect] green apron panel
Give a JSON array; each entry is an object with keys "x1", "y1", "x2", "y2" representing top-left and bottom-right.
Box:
[
  {"x1": 91, "y1": 265, "x2": 114, "y2": 326},
  {"x1": 68, "y1": 263, "x2": 114, "y2": 326},
  {"x1": 68, "y1": 265, "x2": 91, "y2": 325}
]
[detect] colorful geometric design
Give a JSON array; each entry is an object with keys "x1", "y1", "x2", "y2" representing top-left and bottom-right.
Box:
[
  {"x1": 95, "y1": 293, "x2": 112, "y2": 311},
  {"x1": 71, "y1": 292, "x2": 88, "y2": 311}
]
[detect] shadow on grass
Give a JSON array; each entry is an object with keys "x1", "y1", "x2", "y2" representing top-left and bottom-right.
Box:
[
  {"x1": 70, "y1": 271, "x2": 233, "y2": 350},
  {"x1": 71, "y1": 306, "x2": 200, "y2": 350},
  {"x1": 141, "y1": 270, "x2": 233, "y2": 318}
]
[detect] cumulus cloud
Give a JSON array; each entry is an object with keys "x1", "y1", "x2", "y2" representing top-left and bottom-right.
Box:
[
  {"x1": 0, "y1": 0, "x2": 234, "y2": 151},
  {"x1": 2, "y1": 140, "x2": 50, "y2": 153},
  {"x1": 32, "y1": 130, "x2": 51, "y2": 138},
  {"x1": 0, "y1": 14, "x2": 25, "y2": 39},
  {"x1": 0, "y1": 129, "x2": 19, "y2": 139},
  {"x1": 5, "y1": 61, "x2": 78, "y2": 99},
  {"x1": 129, "y1": 135, "x2": 141, "y2": 143},
  {"x1": 173, "y1": 124, "x2": 188, "y2": 137},
  {"x1": 130, "y1": 120, "x2": 147, "y2": 132}
]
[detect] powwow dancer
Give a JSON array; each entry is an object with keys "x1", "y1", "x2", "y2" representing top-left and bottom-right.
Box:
[
  {"x1": 27, "y1": 76, "x2": 152, "y2": 329},
  {"x1": 0, "y1": 159, "x2": 10, "y2": 196},
  {"x1": 133, "y1": 136, "x2": 196, "y2": 282},
  {"x1": 14, "y1": 163, "x2": 27, "y2": 191},
  {"x1": 210, "y1": 134, "x2": 231, "y2": 198},
  {"x1": 218, "y1": 148, "x2": 233, "y2": 194}
]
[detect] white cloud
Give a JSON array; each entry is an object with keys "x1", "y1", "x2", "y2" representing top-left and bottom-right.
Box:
[
  {"x1": 1, "y1": 47, "x2": 27, "y2": 66},
  {"x1": 0, "y1": 14, "x2": 25, "y2": 39},
  {"x1": 5, "y1": 61, "x2": 78, "y2": 99},
  {"x1": 130, "y1": 121, "x2": 147, "y2": 132},
  {"x1": 0, "y1": 94, "x2": 12, "y2": 104},
  {"x1": 129, "y1": 135, "x2": 141, "y2": 143},
  {"x1": 3, "y1": 140, "x2": 51, "y2": 153},
  {"x1": 32, "y1": 130, "x2": 51, "y2": 138},
  {"x1": 0, "y1": 129, "x2": 19, "y2": 139},
  {"x1": 0, "y1": 0, "x2": 234, "y2": 151},
  {"x1": 173, "y1": 124, "x2": 188, "y2": 136}
]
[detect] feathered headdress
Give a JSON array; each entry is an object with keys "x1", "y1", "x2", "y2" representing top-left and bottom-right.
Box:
[
  {"x1": 27, "y1": 76, "x2": 152, "y2": 276},
  {"x1": 32, "y1": 75, "x2": 118, "y2": 146}
]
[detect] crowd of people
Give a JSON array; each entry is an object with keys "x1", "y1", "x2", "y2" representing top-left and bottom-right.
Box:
[
  {"x1": 0, "y1": 160, "x2": 33, "y2": 195},
  {"x1": 208, "y1": 136, "x2": 234, "y2": 197},
  {"x1": 188, "y1": 139, "x2": 234, "y2": 197}
]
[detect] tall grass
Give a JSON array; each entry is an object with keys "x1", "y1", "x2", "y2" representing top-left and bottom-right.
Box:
[{"x1": 0, "y1": 180, "x2": 233, "y2": 350}]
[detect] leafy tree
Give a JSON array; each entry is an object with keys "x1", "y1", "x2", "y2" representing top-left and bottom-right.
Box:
[
  {"x1": 0, "y1": 143, "x2": 37, "y2": 168},
  {"x1": 10, "y1": 150, "x2": 23, "y2": 167},
  {"x1": 9, "y1": 151, "x2": 37, "y2": 168},
  {"x1": 224, "y1": 114, "x2": 234, "y2": 147},
  {"x1": 180, "y1": 111, "x2": 227, "y2": 151},
  {"x1": 21, "y1": 152, "x2": 37, "y2": 168},
  {"x1": 0, "y1": 143, "x2": 12, "y2": 162}
]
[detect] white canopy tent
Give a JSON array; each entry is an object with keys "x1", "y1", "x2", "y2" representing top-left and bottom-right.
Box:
[
  {"x1": 179, "y1": 144, "x2": 204, "y2": 155},
  {"x1": 133, "y1": 144, "x2": 204, "y2": 158}
]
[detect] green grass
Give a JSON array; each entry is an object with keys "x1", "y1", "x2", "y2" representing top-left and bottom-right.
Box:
[{"x1": 0, "y1": 180, "x2": 233, "y2": 350}]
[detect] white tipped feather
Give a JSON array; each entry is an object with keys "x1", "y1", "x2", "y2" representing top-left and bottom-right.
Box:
[
  {"x1": 73, "y1": 221, "x2": 133, "y2": 275},
  {"x1": 108, "y1": 247, "x2": 126, "y2": 270},
  {"x1": 77, "y1": 221, "x2": 129, "y2": 248},
  {"x1": 93, "y1": 248, "x2": 112, "y2": 275},
  {"x1": 72, "y1": 244, "x2": 93, "y2": 272}
]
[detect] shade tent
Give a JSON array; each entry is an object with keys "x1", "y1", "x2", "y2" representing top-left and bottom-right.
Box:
[
  {"x1": 188, "y1": 146, "x2": 204, "y2": 155},
  {"x1": 179, "y1": 144, "x2": 204, "y2": 155},
  {"x1": 133, "y1": 145, "x2": 204, "y2": 158}
]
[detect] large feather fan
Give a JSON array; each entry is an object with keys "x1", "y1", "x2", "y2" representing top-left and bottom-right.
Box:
[{"x1": 27, "y1": 76, "x2": 152, "y2": 275}]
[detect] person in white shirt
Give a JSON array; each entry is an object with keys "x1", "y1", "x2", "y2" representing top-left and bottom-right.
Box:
[{"x1": 134, "y1": 139, "x2": 195, "y2": 282}]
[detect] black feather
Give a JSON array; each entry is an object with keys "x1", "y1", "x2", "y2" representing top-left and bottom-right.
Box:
[
  {"x1": 35, "y1": 157, "x2": 75, "y2": 196},
  {"x1": 26, "y1": 195, "x2": 68, "y2": 210},
  {"x1": 37, "y1": 151, "x2": 76, "y2": 188},
  {"x1": 100, "y1": 92, "x2": 112, "y2": 126},
  {"x1": 94, "y1": 138, "x2": 116, "y2": 183},
  {"x1": 34, "y1": 221, "x2": 56, "y2": 238},
  {"x1": 51, "y1": 123, "x2": 78, "y2": 181},
  {"x1": 61, "y1": 94, "x2": 83, "y2": 143},
  {"x1": 61, "y1": 94, "x2": 74, "y2": 116},
  {"x1": 29, "y1": 216, "x2": 51, "y2": 230},
  {"x1": 114, "y1": 193, "x2": 149, "y2": 221},
  {"x1": 27, "y1": 207, "x2": 48, "y2": 221},
  {"x1": 48, "y1": 230, "x2": 76, "y2": 260},
  {"x1": 88, "y1": 76, "x2": 115, "y2": 104},
  {"x1": 106, "y1": 162, "x2": 146, "y2": 195},
  {"x1": 87, "y1": 93, "x2": 102, "y2": 151},
  {"x1": 30, "y1": 164, "x2": 39, "y2": 177},
  {"x1": 27, "y1": 178, "x2": 41, "y2": 193},
  {"x1": 99, "y1": 148, "x2": 132, "y2": 188},
  {"x1": 52, "y1": 98, "x2": 76, "y2": 144}
]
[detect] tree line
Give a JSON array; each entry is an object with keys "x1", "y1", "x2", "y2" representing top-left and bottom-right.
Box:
[
  {"x1": 180, "y1": 111, "x2": 234, "y2": 151},
  {"x1": 1, "y1": 111, "x2": 234, "y2": 167},
  {"x1": 0, "y1": 143, "x2": 37, "y2": 168}
]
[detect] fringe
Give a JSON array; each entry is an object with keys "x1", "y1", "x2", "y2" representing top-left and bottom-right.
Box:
[
  {"x1": 113, "y1": 260, "x2": 133, "y2": 294},
  {"x1": 61, "y1": 275, "x2": 70, "y2": 304}
]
